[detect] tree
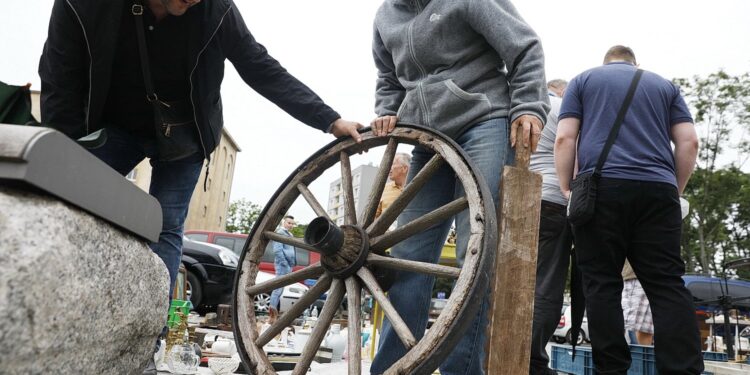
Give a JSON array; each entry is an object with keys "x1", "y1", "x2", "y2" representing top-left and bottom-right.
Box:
[
  {"x1": 225, "y1": 199, "x2": 262, "y2": 234},
  {"x1": 290, "y1": 224, "x2": 308, "y2": 239},
  {"x1": 676, "y1": 71, "x2": 750, "y2": 276},
  {"x1": 681, "y1": 167, "x2": 750, "y2": 276}
]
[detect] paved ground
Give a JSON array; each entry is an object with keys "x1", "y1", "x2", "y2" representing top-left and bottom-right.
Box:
[{"x1": 157, "y1": 344, "x2": 559, "y2": 374}]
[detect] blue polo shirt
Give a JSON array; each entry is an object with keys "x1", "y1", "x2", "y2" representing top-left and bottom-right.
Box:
[{"x1": 559, "y1": 62, "x2": 693, "y2": 187}]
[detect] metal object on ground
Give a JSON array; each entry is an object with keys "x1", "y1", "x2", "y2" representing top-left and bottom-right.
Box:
[
  {"x1": 232, "y1": 124, "x2": 497, "y2": 375},
  {"x1": 0, "y1": 124, "x2": 161, "y2": 241}
]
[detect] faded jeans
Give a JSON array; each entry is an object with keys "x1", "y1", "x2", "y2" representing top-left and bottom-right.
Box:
[
  {"x1": 87, "y1": 127, "x2": 204, "y2": 299},
  {"x1": 270, "y1": 256, "x2": 293, "y2": 310},
  {"x1": 370, "y1": 118, "x2": 512, "y2": 375}
]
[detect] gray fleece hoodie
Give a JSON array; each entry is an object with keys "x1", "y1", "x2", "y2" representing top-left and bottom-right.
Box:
[{"x1": 373, "y1": 0, "x2": 549, "y2": 138}]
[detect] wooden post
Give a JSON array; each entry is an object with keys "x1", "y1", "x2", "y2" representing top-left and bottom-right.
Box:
[{"x1": 487, "y1": 128, "x2": 542, "y2": 374}]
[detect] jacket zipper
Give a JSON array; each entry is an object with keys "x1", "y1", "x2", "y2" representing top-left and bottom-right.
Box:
[
  {"x1": 189, "y1": 5, "x2": 232, "y2": 162},
  {"x1": 407, "y1": 0, "x2": 430, "y2": 127},
  {"x1": 189, "y1": 4, "x2": 232, "y2": 190},
  {"x1": 65, "y1": 0, "x2": 93, "y2": 135}
]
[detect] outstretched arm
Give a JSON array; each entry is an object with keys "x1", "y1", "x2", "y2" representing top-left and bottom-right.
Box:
[{"x1": 221, "y1": 4, "x2": 361, "y2": 139}]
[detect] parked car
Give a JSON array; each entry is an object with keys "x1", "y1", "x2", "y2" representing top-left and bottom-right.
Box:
[
  {"x1": 184, "y1": 230, "x2": 320, "y2": 274},
  {"x1": 181, "y1": 236, "x2": 238, "y2": 313},
  {"x1": 553, "y1": 303, "x2": 589, "y2": 345},
  {"x1": 253, "y1": 271, "x2": 309, "y2": 314}
]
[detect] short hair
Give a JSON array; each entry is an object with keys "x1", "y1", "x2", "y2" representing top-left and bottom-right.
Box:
[
  {"x1": 283, "y1": 215, "x2": 294, "y2": 221},
  {"x1": 394, "y1": 152, "x2": 411, "y2": 168},
  {"x1": 603, "y1": 45, "x2": 637, "y2": 65},
  {"x1": 547, "y1": 79, "x2": 568, "y2": 90}
]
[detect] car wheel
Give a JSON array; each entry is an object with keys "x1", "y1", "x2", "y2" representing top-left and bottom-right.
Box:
[
  {"x1": 566, "y1": 328, "x2": 585, "y2": 345},
  {"x1": 186, "y1": 271, "x2": 203, "y2": 309},
  {"x1": 254, "y1": 293, "x2": 271, "y2": 313},
  {"x1": 553, "y1": 336, "x2": 566, "y2": 344}
]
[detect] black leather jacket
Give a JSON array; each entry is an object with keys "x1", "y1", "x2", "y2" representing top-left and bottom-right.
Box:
[{"x1": 39, "y1": 0, "x2": 340, "y2": 157}]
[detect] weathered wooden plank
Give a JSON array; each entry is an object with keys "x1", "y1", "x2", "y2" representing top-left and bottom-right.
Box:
[
  {"x1": 340, "y1": 151, "x2": 358, "y2": 225},
  {"x1": 297, "y1": 183, "x2": 329, "y2": 219},
  {"x1": 486, "y1": 130, "x2": 541, "y2": 375},
  {"x1": 359, "y1": 138, "x2": 398, "y2": 227},
  {"x1": 367, "y1": 154, "x2": 444, "y2": 237},
  {"x1": 346, "y1": 277, "x2": 362, "y2": 375},
  {"x1": 293, "y1": 279, "x2": 345, "y2": 375},
  {"x1": 369, "y1": 197, "x2": 467, "y2": 252},
  {"x1": 367, "y1": 253, "x2": 460, "y2": 279}
]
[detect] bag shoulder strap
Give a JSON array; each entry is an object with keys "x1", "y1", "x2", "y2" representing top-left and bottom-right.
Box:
[
  {"x1": 131, "y1": 1, "x2": 165, "y2": 128},
  {"x1": 593, "y1": 69, "x2": 644, "y2": 176}
]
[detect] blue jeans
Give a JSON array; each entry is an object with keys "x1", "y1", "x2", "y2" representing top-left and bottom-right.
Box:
[
  {"x1": 371, "y1": 118, "x2": 513, "y2": 375},
  {"x1": 87, "y1": 127, "x2": 204, "y2": 298},
  {"x1": 270, "y1": 255, "x2": 293, "y2": 310}
]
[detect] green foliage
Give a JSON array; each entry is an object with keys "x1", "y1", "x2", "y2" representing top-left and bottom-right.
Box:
[
  {"x1": 676, "y1": 70, "x2": 750, "y2": 278},
  {"x1": 682, "y1": 167, "x2": 750, "y2": 278},
  {"x1": 290, "y1": 224, "x2": 308, "y2": 238},
  {"x1": 674, "y1": 71, "x2": 750, "y2": 168},
  {"x1": 225, "y1": 199, "x2": 262, "y2": 234}
]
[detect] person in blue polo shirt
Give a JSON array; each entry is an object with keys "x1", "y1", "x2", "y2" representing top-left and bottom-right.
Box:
[{"x1": 555, "y1": 46, "x2": 702, "y2": 374}]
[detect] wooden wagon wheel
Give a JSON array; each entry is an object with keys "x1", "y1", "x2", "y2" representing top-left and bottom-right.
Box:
[{"x1": 232, "y1": 124, "x2": 497, "y2": 375}]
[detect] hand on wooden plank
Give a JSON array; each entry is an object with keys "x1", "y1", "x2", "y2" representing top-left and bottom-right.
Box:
[{"x1": 510, "y1": 114, "x2": 543, "y2": 169}]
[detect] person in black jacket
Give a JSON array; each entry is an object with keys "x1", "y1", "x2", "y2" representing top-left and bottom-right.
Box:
[{"x1": 39, "y1": 0, "x2": 362, "y2": 307}]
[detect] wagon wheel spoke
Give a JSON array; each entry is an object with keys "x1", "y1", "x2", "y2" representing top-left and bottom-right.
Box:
[
  {"x1": 367, "y1": 154, "x2": 444, "y2": 237},
  {"x1": 345, "y1": 277, "x2": 362, "y2": 374},
  {"x1": 245, "y1": 263, "x2": 324, "y2": 296},
  {"x1": 263, "y1": 231, "x2": 322, "y2": 254},
  {"x1": 293, "y1": 278, "x2": 346, "y2": 375},
  {"x1": 255, "y1": 274, "x2": 332, "y2": 347},
  {"x1": 370, "y1": 197, "x2": 468, "y2": 253},
  {"x1": 357, "y1": 267, "x2": 417, "y2": 349},
  {"x1": 297, "y1": 183, "x2": 329, "y2": 219},
  {"x1": 359, "y1": 138, "x2": 398, "y2": 227},
  {"x1": 340, "y1": 151, "x2": 357, "y2": 225},
  {"x1": 367, "y1": 253, "x2": 460, "y2": 279}
]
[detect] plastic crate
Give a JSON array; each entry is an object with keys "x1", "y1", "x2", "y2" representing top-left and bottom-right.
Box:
[
  {"x1": 551, "y1": 344, "x2": 719, "y2": 374},
  {"x1": 550, "y1": 345, "x2": 593, "y2": 375},
  {"x1": 702, "y1": 351, "x2": 728, "y2": 362},
  {"x1": 629, "y1": 345, "x2": 655, "y2": 375}
]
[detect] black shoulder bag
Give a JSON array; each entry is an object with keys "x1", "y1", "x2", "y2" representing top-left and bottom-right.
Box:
[
  {"x1": 131, "y1": 1, "x2": 200, "y2": 162},
  {"x1": 567, "y1": 69, "x2": 643, "y2": 226}
]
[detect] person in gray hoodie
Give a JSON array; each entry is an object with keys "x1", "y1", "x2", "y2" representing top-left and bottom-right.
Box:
[{"x1": 368, "y1": 0, "x2": 549, "y2": 374}]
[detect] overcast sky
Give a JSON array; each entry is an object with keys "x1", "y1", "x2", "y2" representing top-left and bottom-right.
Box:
[{"x1": 1, "y1": 0, "x2": 749, "y2": 224}]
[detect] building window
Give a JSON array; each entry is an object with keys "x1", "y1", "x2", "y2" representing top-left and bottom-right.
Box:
[{"x1": 202, "y1": 205, "x2": 207, "y2": 217}]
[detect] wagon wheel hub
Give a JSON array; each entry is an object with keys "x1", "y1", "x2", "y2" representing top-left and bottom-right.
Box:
[{"x1": 304, "y1": 217, "x2": 370, "y2": 279}]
